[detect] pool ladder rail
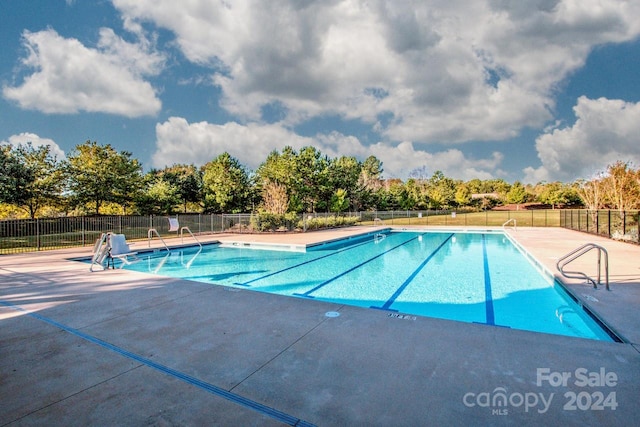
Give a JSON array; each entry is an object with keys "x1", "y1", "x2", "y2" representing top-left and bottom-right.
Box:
[
  {"x1": 148, "y1": 217, "x2": 203, "y2": 253},
  {"x1": 502, "y1": 218, "x2": 517, "y2": 231},
  {"x1": 556, "y1": 243, "x2": 609, "y2": 290},
  {"x1": 148, "y1": 227, "x2": 202, "y2": 251}
]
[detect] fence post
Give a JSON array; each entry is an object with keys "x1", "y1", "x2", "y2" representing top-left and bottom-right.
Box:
[
  {"x1": 36, "y1": 218, "x2": 41, "y2": 251},
  {"x1": 608, "y1": 210, "x2": 611, "y2": 237},
  {"x1": 584, "y1": 210, "x2": 587, "y2": 232},
  {"x1": 577, "y1": 210, "x2": 580, "y2": 231}
]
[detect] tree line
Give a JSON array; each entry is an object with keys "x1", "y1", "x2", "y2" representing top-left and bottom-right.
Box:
[{"x1": 1, "y1": 140, "x2": 638, "y2": 219}]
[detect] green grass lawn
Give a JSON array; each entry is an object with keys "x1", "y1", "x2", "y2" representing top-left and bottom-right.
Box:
[{"x1": 360, "y1": 210, "x2": 560, "y2": 227}]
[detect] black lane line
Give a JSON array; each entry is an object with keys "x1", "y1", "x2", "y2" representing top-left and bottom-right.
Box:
[
  {"x1": 482, "y1": 234, "x2": 496, "y2": 325},
  {"x1": 374, "y1": 233, "x2": 454, "y2": 311},
  {"x1": 236, "y1": 235, "x2": 376, "y2": 287},
  {"x1": 296, "y1": 234, "x2": 424, "y2": 298}
]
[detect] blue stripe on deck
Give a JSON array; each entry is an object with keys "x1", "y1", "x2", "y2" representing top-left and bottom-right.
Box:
[
  {"x1": 374, "y1": 233, "x2": 454, "y2": 310},
  {"x1": 482, "y1": 234, "x2": 496, "y2": 326},
  {"x1": 295, "y1": 234, "x2": 423, "y2": 298},
  {"x1": 0, "y1": 300, "x2": 316, "y2": 427}
]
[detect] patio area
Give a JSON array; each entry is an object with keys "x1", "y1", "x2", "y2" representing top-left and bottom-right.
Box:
[{"x1": 1, "y1": 227, "x2": 639, "y2": 426}]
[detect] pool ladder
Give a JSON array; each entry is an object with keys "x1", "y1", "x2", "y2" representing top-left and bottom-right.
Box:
[
  {"x1": 147, "y1": 228, "x2": 171, "y2": 253},
  {"x1": 556, "y1": 243, "x2": 609, "y2": 290},
  {"x1": 148, "y1": 226, "x2": 202, "y2": 253},
  {"x1": 502, "y1": 218, "x2": 517, "y2": 231}
]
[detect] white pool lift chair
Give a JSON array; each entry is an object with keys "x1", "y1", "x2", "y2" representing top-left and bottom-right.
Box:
[
  {"x1": 108, "y1": 233, "x2": 139, "y2": 267},
  {"x1": 107, "y1": 233, "x2": 139, "y2": 268},
  {"x1": 90, "y1": 232, "x2": 139, "y2": 271}
]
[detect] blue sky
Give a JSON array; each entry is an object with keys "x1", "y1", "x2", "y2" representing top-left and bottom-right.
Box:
[{"x1": 1, "y1": 0, "x2": 640, "y2": 183}]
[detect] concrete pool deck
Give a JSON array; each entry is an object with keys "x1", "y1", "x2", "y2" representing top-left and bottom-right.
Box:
[{"x1": 1, "y1": 226, "x2": 638, "y2": 426}]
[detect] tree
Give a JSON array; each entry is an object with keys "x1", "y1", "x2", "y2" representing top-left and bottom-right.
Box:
[
  {"x1": 255, "y1": 147, "x2": 298, "y2": 211},
  {"x1": 0, "y1": 144, "x2": 33, "y2": 206},
  {"x1": 13, "y1": 143, "x2": 64, "y2": 218},
  {"x1": 330, "y1": 188, "x2": 350, "y2": 214},
  {"x1": 454, "y1": 183, "x2": 472, "y2": 207},
  {"x1": 405, "y1": 179, "x2": 428, "y2": 209},
  {"x1": 202, "y1": 152, "x2": 251, "y2": 213},
  {"x1": 162, "y1": 164, "x2": 203, "y2": 212},
  {"x1": 261, "y1": 179, "x2": 289, "y2": 215},
  {"x1": 538, "y1": 181, "x2": 579, "y2": 209},
  {"x1": 136, "y1": 173, "x2": 181, "y2": 215},
  {"x1": 328, "y1": 156, "x2": 361, "y2": 211},
  {"x1": 602, "y1": 161, "x2": 640, "y2": 212},
  {"x1": 293, "y1": 146, "x2": 330, "y2": 213},
  {"x1": 505, "y1": 181, "x2": 527, "y2": 208},
  {"x1": 355, "y1": 155, "x2": 384, "y2": 210},
  {"x1": 576, "y1": 176, "x2": 605, "y2": 210},
  {"x1": 427, "y1": 171, "x2": 455, "y2": 209},
  {"x1": 63, "y1": 140, "x2": 143, "y2": 214}
]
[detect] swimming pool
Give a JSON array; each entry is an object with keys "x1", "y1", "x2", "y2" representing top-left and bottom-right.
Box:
[{"x1": 114, "y1": 230, "x2": 614, "y2": 341}]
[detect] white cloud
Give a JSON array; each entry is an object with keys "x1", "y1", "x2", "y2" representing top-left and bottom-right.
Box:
[
  {"x1": 114, "y1": 0, "x2": 640, "y2": 144},
  {"x1": 524, "y1": 96, "x2": 640, "y2": 183},
  {"x1": 152, "y1": 117, "x2": 314, "y2": 170},
  {"x1": 152, "y1": 117, "x2": 505, "y2": 180},
  {"x1": 2, "y1": 132, "x2": 66, "y2": 159},
  {"x1": 2, "y1": 28, "x2": 164, "y2": 117},
  {"x1": 367, "y1": 142, "x2": 505, "y2": 181}
]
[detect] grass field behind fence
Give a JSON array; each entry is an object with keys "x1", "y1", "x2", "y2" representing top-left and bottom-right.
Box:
[{"x1": 361, "y1": 210, "x2": 559, "y2": 227}]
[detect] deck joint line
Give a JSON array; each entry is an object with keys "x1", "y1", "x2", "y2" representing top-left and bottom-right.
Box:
[{"x1": 0, "y1": 299, "x2": 316, "y2": 427}]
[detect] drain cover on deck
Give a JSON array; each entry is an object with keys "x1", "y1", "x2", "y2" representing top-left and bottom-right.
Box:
[{"x1": 325, "y1": 311, "x2": 340, "y2": 318}]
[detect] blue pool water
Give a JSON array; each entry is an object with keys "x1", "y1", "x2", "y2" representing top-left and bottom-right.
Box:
[{"x1": 115, "y1": 230, "x2": 614, "y2": 341}]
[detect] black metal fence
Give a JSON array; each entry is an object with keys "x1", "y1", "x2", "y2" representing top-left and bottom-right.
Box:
[
  {"x1": 0, "y1": 214, "x2": 225, "y2": 254},
  {"x1": 0, "y1": 213, "x2": 352, "y2": 254},
  {"x1": 560, "y1": 209, "x2": 640, "y2": 244},
  {"x1": 1, "y1": 209, "x2": 562, "y2": 255}
]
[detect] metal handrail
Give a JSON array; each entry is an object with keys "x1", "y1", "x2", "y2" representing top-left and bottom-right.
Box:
[
  {"x1": 556, "y1": 243, "x2": 609, "y2": 290},
  {"x1": 180, "y1": 226, "x2": 202, "y2": 249},
  {"x1": 147, "y1": 228, "x2": 171, "y2": 253},
  {"x1": 502, "y1": 218, "x2": 517, "y2": 231}
]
